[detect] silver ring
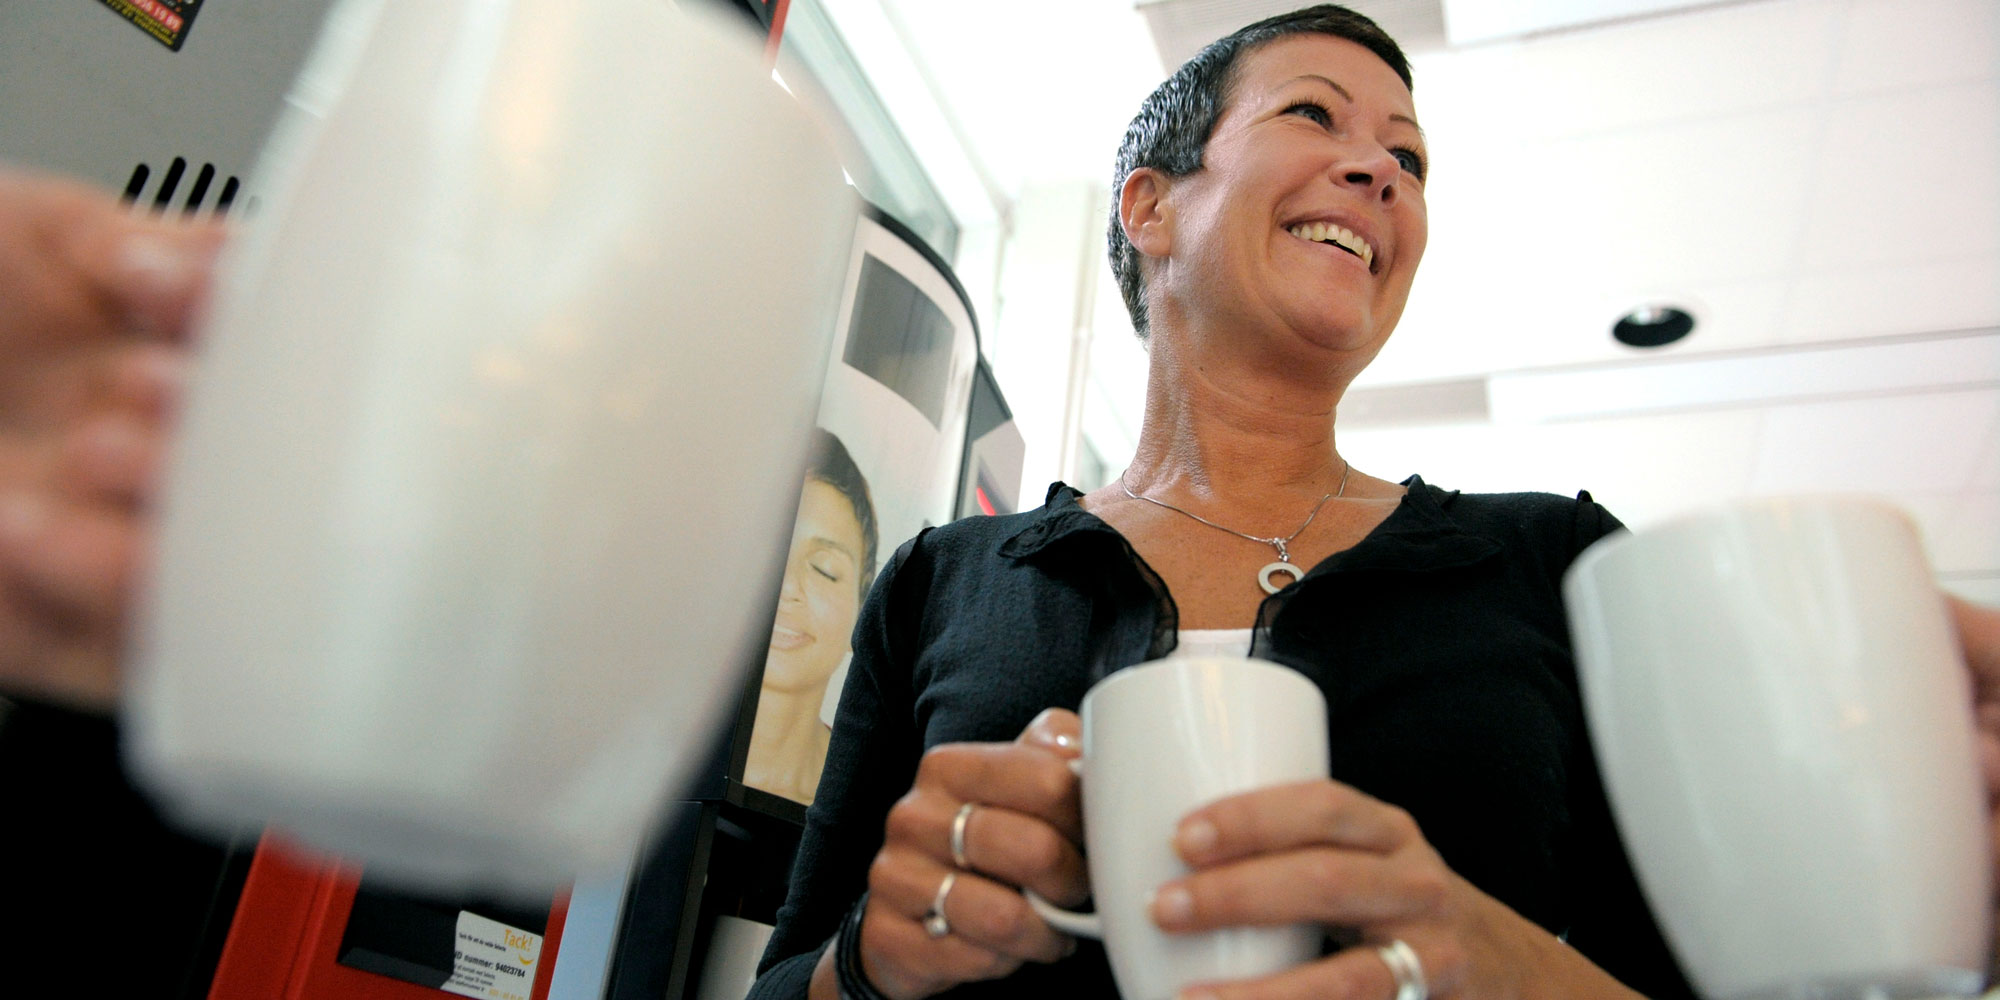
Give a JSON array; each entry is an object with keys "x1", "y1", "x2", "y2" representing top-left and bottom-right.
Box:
[
  {"x1": 923, "y1": 871, "x2": 957, "y2": 938},
  {"x1": 950, "y1": 802, "x2": 977, "y2": 869},
  {"x1": 1378, "y1": 938, "x2": 1428, "y2": 1000}
]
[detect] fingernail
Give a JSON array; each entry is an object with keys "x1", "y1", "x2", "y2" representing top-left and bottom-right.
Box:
[
  {"x1": 0, "y1": 492, "x2": 48, "y2": 544},
  {"x1": 1152, "y1": 884, "x2": 1193, "y2": 925},
  {"x1": 1026, "y1": 726, "x2": 1079, "y2": 752},
  {"x1": 117, "y1": 233, "x2": 204, "y2": 296},
  {"x1": 1177, "y1": 818, "x2": 1218, "y2": 857}
]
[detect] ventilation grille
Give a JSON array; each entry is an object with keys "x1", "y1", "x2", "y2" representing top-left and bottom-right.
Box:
[{"x1": 120, "y1": 157, "x2": 244, "y2": 216}]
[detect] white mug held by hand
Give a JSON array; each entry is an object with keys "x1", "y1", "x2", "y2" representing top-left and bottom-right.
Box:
[
  {"x1": 1565, "y1": 498, "x2": 1991, "y2": 1000},
  {"x1": 1027, "y1": 656, "x2": 1329, "y2": 1000},
  {"x1": 125, "y1": 0, "x2": 857, "y2": 891}
]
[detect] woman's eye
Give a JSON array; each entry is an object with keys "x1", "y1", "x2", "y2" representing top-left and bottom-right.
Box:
[
  {"x1": 1284, "y1": 101, "x2": 1333, "y2": 126},
  {"x1": 810, "y1": 559, "x2": 843, "y2": 583},
  {"x1": 1393, "y1": 148, "x2": 1427, "y2": 180}
]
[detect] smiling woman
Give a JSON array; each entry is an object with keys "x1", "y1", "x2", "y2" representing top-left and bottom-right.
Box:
[
  {"x1": 746, "y1": 6, "x2": 1705, "y2": 1000},
  {"x1": 745, "y1": 428, "x2": 879, "y2": 805}
]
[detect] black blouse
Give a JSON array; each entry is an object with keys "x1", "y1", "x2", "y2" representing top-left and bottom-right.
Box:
[{"x1": 749, "y1": 477, "x2": 1693, "y2": 999}]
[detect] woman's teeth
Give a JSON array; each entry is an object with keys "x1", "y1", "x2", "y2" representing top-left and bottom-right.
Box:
[{"x1": 1287, "y1": 222, "x2": 1374, "y2": 269}]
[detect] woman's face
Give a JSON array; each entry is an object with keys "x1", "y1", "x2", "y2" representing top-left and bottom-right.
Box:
[
  {"x1": 1146, "y1": 34, "x2": 1428, "y2": 363},
  {"x1": 765, "y1": 479, "x2": 867, "y2": 694}
]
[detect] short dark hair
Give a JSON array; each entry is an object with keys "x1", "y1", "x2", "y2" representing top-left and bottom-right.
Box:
[
  {"x1": 805, "y1": 427, "x2": 879, "y2": 596},
  {"x1": 1108, "y1": 5, "x2": 1413, "y2": 339}
]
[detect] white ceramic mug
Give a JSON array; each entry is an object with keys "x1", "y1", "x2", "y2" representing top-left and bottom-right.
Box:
[
  {"x1": 124, "y1": 0, "x2": 856, "y2": 892},
  {"x1": 1564, "y1": 497, "x2": 1991, "y2": 1000},
  {"x1": 1028, "y1": 656, "x2": 1329, "y2": 1000}
]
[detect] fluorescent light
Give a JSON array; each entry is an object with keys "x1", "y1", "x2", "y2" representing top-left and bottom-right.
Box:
[
  {"x1": 1487, "y1": 330, "x2": 2000, "y2": 423},
  {"x1": 1443, "y1": 0, "x2": 1735, "y2": 45}
]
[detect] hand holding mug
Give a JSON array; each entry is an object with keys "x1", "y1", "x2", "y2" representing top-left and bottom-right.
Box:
[
  {"x1": 1029, "y1": 656, "x2": 1644, "y2": 1000},
  {"x1": 0, "y1": 168, "x2": 219, "y2": 708},
  {"x1": 1566, "y1": 499, "x2": 1991, "y2": 999},
  {"x1": 1152, "y1": 780, "x2": 1642, "y2": 1000},
  {"x1": 824, "y1": 709, "x2": 1088, "y2": 999}
]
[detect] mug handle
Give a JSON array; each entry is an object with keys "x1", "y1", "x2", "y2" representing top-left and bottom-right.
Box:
[
  {"x1": 1025, "y1": 757, "x2": 1103, "y2": 939},
  {"x1": 1025, "y1": 890, "x2": 1103, "y2": 939}
]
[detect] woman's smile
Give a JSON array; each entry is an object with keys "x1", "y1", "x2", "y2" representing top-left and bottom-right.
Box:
[
  {"x1": 769, "y1": 618, "x2": 812, "y2": 652},
  {"x1": 1282, "y1": 218, "x2": 1376, "y2": 271}
]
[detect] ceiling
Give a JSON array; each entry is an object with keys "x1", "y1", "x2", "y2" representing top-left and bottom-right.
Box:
[{"x1": 833, "y1": 0, "x2": 1998, "y2": 600}]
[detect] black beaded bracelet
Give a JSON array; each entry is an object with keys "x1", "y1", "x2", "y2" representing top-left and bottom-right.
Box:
[{"x1": 834, "y1": 892, "x2": 895, "y2": 1000}]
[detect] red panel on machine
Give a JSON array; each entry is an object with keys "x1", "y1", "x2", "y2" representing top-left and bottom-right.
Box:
[{"x1": 208, "y1": 835, "x2": 569, "y2": 1000}]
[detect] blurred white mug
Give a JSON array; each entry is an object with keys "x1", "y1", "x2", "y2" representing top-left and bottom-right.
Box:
[
  {"x1": 1565, "y1": 498, "x2": 1989, "y2": 999},
  {"x1": 126, "y1": 0, "x2": 857, "y2": 892}
]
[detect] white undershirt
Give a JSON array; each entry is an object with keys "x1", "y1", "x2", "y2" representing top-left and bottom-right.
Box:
[{"x1": 1170, "y1": 627, "x2": 1256, "y2": 659}]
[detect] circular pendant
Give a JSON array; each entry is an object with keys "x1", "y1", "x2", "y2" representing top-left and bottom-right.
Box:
[{"x1": 1257, "y1": 561, "x2": 1303, "y2": 595}]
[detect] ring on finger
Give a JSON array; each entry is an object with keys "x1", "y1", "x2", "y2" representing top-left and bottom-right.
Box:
[
  {"x1": 923, "y1": 871, "x2": 957, "y2": 939},
  {"x1": 949, "y1": 802, "x2": 977, "y2": 869},
  {"x1": 1377, "y1": 938, "x2": 1428, "y2": 1000}
]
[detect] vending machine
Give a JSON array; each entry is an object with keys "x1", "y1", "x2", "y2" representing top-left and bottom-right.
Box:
[
  {"x1": 0, "y1": 0, "x2": 1012, "y2": 995},
  {"x1": 0, "y1": 2, "x2": 799, "y2": 998},
  {"x1": 598, "y1": 202, "x2": 996, "y2": 999}
]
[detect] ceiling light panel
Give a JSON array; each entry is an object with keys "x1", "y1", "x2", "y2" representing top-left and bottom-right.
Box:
[
  {"x1": 1441, "y1": 0, "x2": 1760, "y2": 46},
  {"x1": 1485, "y1": 330, "x2": 2000, "y2": 424},
  {"x1": 1135, "y1": 0, "x2": 1447, "y2": 68}
]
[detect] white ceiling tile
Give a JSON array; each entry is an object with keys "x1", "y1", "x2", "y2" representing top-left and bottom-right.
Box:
[
  {"x1": 1465, "y1": 112, "x2": 1818, "y2": 287},
  {"x1": 1337, "y1": 421, "x2": 1508, "y2": 488},
  {"x1": 1366, "y1": 106, "x2": 1820, "y2": 384},
  {"x1": 1747, "y1": 387, "x2": 2000, "y2": 494},
  {"x1": 1414, "y1": 0, "x2": 1843, "y2": 141},
  {"x1": 1793, "y1": 82, "x2": 2000, "y2": 271},
  {"x1": 1441, "y1": 0, "x2": 1770, "y2": 48},
  {"x1": 1832, "y1": 0, "x2": 2000, "y2": 97},
  {"x1": 1638, "y1": 277, "x2": 1793, "y2": 354},
  {"x1": 874, "y1": 0, "x2": 1162, "y2": 197},
  {"x1": 1366, "y1": 272, "x2": 1792, "y2": 385},
  {"x1": 1783, "y1": 253, "x2": 2000, "y2": 344},
  {"x1": 1337, "y1": 408, "x2": 1763, "y2": 526},
  {"x1": 1506, "y1": 411, "x2": 1766, "y2": 522}
]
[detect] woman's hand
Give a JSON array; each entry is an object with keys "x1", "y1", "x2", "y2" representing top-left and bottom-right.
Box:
[
  {"x1": 817, "y1": 708, "x2": 1091, "y2": 1000},
  {"x1": 0, "y1": 167, "x2": 219, "y2": 709},
  {"x1": 1150, "y1": 780, "x2": 1643, "y2": 1000}
]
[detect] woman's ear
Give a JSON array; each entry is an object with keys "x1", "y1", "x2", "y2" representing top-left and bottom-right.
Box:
[{"x1": 1120, "y1": 168, "x2": 1172, "y2": 259}]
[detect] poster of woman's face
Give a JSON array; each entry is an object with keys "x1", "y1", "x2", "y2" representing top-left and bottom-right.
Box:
[
  {"x1": 743, "y1": 211, "x2": 978, "y2": 806},
  {"x1": 743, "y1": 430, "x2": 878, "y2": 804}
]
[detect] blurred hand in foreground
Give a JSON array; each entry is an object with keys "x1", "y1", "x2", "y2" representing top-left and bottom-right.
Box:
[
  {"x1": 1948, "y1": 596, "x2": 2000, "y2": 952},
  {"x1": 0, "y1": 166, "x2": 221, "y2": 709}
]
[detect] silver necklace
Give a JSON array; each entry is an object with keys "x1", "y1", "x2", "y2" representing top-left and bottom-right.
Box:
[{"x1": 1119, "y1": 460, "x2": 1351, "y2": 595}]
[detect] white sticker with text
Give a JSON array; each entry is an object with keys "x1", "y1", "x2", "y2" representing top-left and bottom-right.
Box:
[{"x1": 442, "y1": 910, "x2": 541, "y2": 1000}]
